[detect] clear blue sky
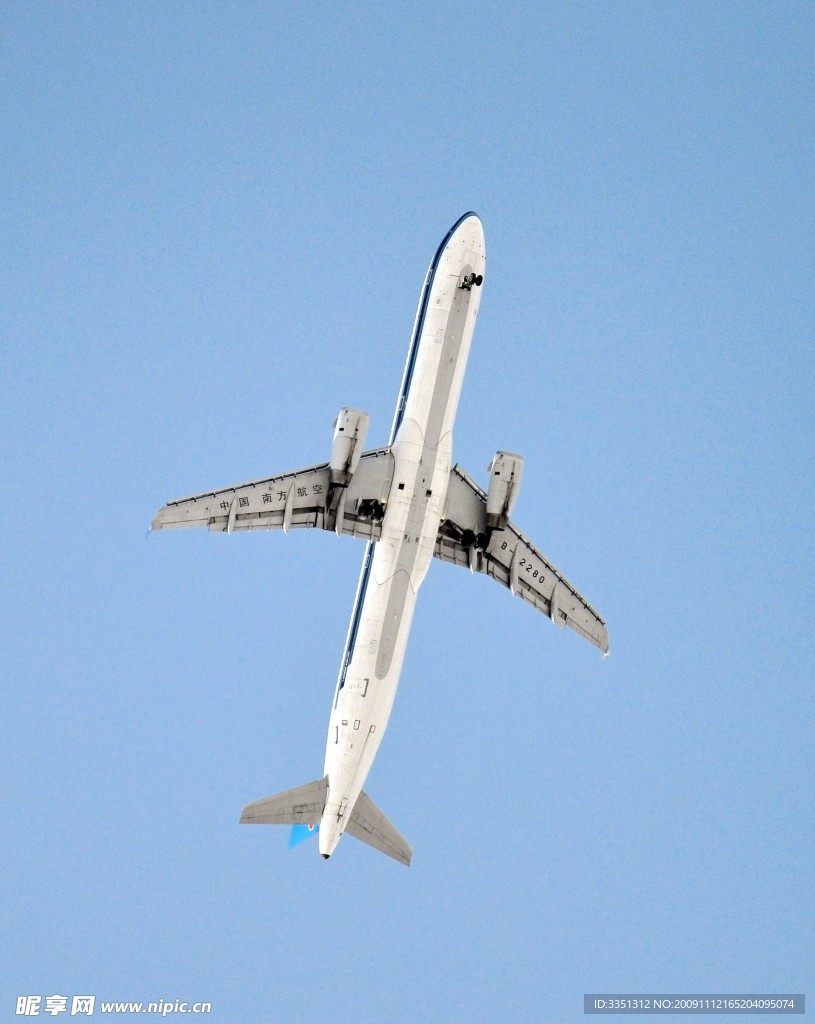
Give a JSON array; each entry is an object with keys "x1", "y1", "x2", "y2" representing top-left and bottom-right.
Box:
[{"x1": 2, "y1": 3, "x2": 812, "y2": 1022}]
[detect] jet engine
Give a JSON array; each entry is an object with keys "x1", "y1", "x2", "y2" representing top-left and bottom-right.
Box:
[
  {"x1": 485, "y1": 451, "x2": 524, "y2": 530},
  {"x1": 330, "y1": 408, "x2": 370, "y2": 487}
]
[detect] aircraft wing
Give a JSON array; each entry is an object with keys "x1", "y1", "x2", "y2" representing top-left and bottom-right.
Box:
[
  {"x1": 151, "y1": 447, "x2": 395, "y2": 541},
  {"x1": 435, "y1": 466, "x2": 609, "y2": 654}
]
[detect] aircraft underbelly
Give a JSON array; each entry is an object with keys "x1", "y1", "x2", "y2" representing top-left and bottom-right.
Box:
[{"x1": 320, "y1": 215, "x2": 485, "y2": 855}]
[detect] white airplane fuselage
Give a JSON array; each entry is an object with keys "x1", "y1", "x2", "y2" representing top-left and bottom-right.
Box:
[{"x1": 319, "y1": 213, "x2": 486, "y2": 857}]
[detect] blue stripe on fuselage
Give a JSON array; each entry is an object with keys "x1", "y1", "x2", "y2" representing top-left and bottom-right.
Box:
[
  {"x1": 336, "y1": 540, "x2": 374, "y2": 697},
  {"x1": 338, "y1": 213, "x2": 479, "y2": 696}
]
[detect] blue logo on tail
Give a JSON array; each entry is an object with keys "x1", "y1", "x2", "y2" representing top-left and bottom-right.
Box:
[{"x1": 289, "y1": 823, "x2": 319, "y2": 848}]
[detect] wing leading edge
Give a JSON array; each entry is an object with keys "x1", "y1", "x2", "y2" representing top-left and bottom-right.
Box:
[{"x1": 435, "y1": 466, "x2": 609, "y2": 654}]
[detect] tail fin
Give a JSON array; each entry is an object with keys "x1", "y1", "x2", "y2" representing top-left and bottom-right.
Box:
[
  {"x1": 240, "y1": 777, "x2": 327, "y2": 825},
  {"x1": 289, "y1": 823, "x2": 319, "y2": 848},
  {"x1": 347, "y1": 790, "x2": 412, "y2": 866}
]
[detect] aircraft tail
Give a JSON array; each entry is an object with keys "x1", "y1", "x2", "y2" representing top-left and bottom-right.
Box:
[{"x1": 240, "y1": 777, "x2": 412, "y2": 866}]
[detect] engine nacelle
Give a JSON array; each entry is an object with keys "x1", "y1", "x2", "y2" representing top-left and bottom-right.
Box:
[
  {"x1": 330, "y1": 408, "x2": 370, "y2": 486},
  {"x1": 486, "y1": 451, "x2": 524, "y2": 530}
]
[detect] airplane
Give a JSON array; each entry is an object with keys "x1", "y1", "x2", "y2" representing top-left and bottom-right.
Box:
[{"x1": 151, "y1": 212, "x2": 609, "y2": 866}]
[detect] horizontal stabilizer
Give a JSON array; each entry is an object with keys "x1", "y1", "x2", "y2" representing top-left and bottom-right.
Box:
[
  {"x1": 346, "y1": 790, "x2": 412, "y2": 867},
  {"x1": 240, "y1": 777, "x2": 327, "y2": 825}
]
